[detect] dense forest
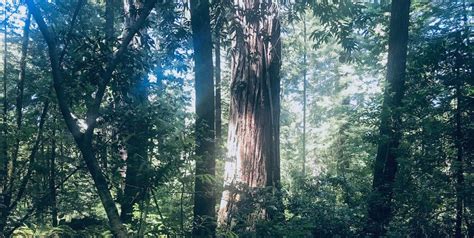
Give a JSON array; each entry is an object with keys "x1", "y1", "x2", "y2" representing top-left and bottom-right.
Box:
[{"x1": 0, "y1": 0, "x2": 472, "y2": 237}]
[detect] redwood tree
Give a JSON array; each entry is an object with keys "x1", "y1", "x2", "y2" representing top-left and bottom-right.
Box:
[
  {"x1": 366, "y1": 0, "x2": 411, "y2": 236},
  {"x1": 217, "y1": 0, "x2": 281, "y2": 232}
]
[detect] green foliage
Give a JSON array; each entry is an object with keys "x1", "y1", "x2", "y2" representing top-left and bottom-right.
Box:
[{"x1": 0, "y1": 0, "x2": 471, "y2": 236}]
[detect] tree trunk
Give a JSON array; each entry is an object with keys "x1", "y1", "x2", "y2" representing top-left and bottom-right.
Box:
[
  {"x1": 214, "y1": 4, "x2": 224, "y2": 145},
  {"x1": 454, "y1": 73, "x2": 464, "y2": 238},
  {"x1": 26, "y1": 0, "x2": 157, "y2": 235},
  {"x1": 366, "y1": 0, "x2": 410, "y2": 236},
  {"x1": 105, "y1": 0, "x2": 115, "y2": 44},
  {"x1": 50, "y1": 117, "x2": 58, "y2": 227},
  {"x1": 215, "y1": 27, "x2": 222, "y2": 144},
  {"x1": 190, "y1": 0, "x2": 216, "y2": 235},
  {"x1": 120, "y1": 88, "x2": 150, "y2": 224},
  {"x1": 454, "y1": 32, "x2": 466, "y2": 237},
  {"x1": 302, "y1": 14, "x2": 307, "y2": 176},
  {"x1": 217, "y1": 0, "x2": 281, "y2": 231},
  {"x1": 77, "y1": 138, "x2": 127, "y2": 237},
  {"x1": 119, "y1": 0, "x2": 151, "y2": 224},
  {"x1": 0, "y1": 7, "x2": 9, "y2": 234},
  {"x1": 12, "y1": 11, "x2": 31, "y2": 165}
]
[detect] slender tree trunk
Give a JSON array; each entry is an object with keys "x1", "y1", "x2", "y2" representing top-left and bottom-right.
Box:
[
  {"x1": 218, "y1": 0, "x2": 281, "y2": 231},
  {"x1": 190, "y1": 0, "x2": 216, "y2": 235},
  {"x1": 12, "y1": 11, "x2": 31, "y2": 165},
  {"x1": 215, "y1": 26, "x2": 222, "y2": 144},
  {"x1": 120, "y1": 90, "x2": 149, "y2": 224},
  {"x1": 302, "y1": 14, "x2": 307, "y2": 176},
  {"x1": 119, "y1": 0, "x2": 151, "y2": 224},
  {"x1": 26, "y1": 0, "x2": 158, "y2": 235},
  {"x1": 50, "y1": 117, "x2": 58, "y2": 227},
  {"x1": 102, "y1": 0, "x2": 115, "y2": 172},
  {"x1": 366, "y1": 0, "x2": 410, "y2": 236},
  {"x1": 105, "y1": 0, "x2": 114, "y2": 44},
  {"x1": 454, "y1": 76, "x2": 464, "y2": 238},
  {"x1": 78, "y1": 138, "x2": 127, "y2": 237},
  {"x1": 454, "y1": 40, "x2": 465, "y2": 238},
  {"x1": 0, "y1": 7, "x2": 9, "y2": 234}
]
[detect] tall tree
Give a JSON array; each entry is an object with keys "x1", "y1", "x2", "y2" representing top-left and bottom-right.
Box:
[
  {"x1": 12, "y1": 11, "x2": 31, "y2": 168},
  {"x1": 0, "y1": 4, "x2": 9, "y2": 234},
  {"x1": 366, "y1": 0, "x2": 411, "y2": 236},
  {"x1": 119, "y1": 0, "x2": 152, "y2": 224},
  {"x1": 301, "y1": 14, "x2": 307, "y2": 176},
  {"x1": 26, "y1": 0, "x2": 158, "y2": 236},
  {"x1": 49, "y1": 117, "x2": 58, "y2": 227},
  {"x1": 217, "y1": 0, "x2": 281, "y2": 232},
  {"x1": 190, "y1": 0, "x2": 216, "y2": 235},
  {"x1": 214, "y1": 0, "x2": 224, "y2": 145}
]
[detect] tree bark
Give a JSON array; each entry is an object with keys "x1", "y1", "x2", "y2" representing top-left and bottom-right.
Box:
[
  {"x1": 190, "y1": 0, "x2": 216, "y2": 235},
  {"x1": 366, "y1": 0, "x2": 410, "y2": 236},
  {"x1": 217, "y1": 0, "x2": 281, "y2": 231}
]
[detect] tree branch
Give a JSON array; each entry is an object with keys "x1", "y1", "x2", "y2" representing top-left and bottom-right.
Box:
[
  {"x1": 85, "y1": 0, "x2": 158, "y2": 136},
  {"x1": 59, "y1": 0, "x2": 86, "y2": 63},
  {"x1": 26, "y1": 0, "x2": 84, "y2": 143}
]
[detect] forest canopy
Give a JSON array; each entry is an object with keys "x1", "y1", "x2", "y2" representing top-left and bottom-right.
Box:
[{"x1": 0, "y1": 0, "x2": 472, "y2": 237}]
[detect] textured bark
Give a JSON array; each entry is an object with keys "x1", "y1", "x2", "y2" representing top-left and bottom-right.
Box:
[
  {"x1": 190, "y1": 0, "x2": 216, "y2": 235},
  {"x1": 366, "y1": 0, "x2": 410, "y2": 236},
  {"x1": 217, "y1": 0, "x2": 281, "y2": 230}
]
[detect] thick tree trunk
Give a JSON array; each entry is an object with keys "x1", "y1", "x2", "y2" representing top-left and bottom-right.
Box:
[
  {"x1": 366, "y1": 0, "x2": 410, "y2": 236},
  {"x1": 217, "y1": 0, "x2": 281, "y2": 231},
  {"x1": 190, "y1": 0, "x2": 216, "y2": 235}
]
